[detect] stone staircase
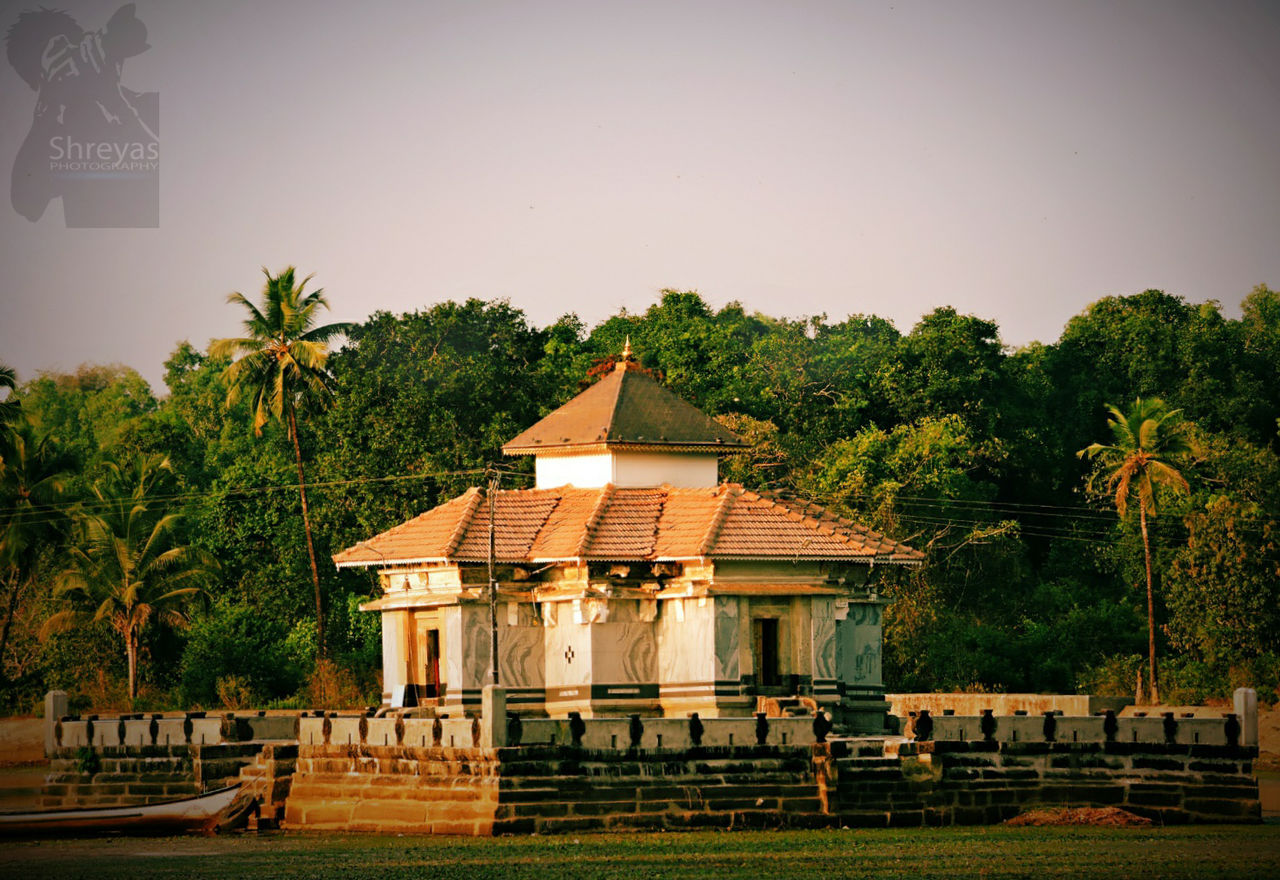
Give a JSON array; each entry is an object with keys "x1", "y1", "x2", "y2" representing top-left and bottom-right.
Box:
[
  {"x1": 756, "y1": 696, "x2": 818, "y2": 717},
  {"x1": 492, "y1": 745, "x2": 830, "y2": 833},
  {"x1": 234, "y1": 743, "x2": 297, "y2": 830}
]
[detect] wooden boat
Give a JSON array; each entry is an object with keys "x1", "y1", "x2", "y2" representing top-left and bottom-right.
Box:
[{"x1": 0, "y1": 784, "x2": 250, "y2": 836}]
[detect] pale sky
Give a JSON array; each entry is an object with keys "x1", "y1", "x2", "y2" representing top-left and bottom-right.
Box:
[{"x1": 2, "y1": 0, "x2": 1278, "y2": 392}]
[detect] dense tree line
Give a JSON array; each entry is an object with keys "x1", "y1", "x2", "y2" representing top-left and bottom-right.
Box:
[{"x1": 2, "y1": 284, "x2": 1277, "y2": 713}]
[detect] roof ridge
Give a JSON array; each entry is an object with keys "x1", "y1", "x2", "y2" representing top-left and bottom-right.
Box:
[
  {"x1": 698, "y1": 483, "x2": 737, "y2": 556},
  {"x1": 574, "y1": 483, "x2": 615, "y2": 558},
  {"x1": 604, "y1": 369, "x2": 629, "y2": 442},
  {"x1": 443, "y1": 487, "x2": 484, "y2": 558}
]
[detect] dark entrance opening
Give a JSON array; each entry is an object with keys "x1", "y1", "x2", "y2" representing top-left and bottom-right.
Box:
[
  {"x1": 423, "y1": 629, "x2": 440, "y2": 698},
  {"x1": 753, "y1": 618, "x2": 780, "y2": 687}
]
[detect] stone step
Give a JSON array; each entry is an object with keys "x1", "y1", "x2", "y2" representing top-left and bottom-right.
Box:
[
  {"x1": 496, "y1": 757, "x2": 811, "y2": 776},
  {"x1": 835, "y1": 757, "x2": 901, "y2": 769},
  {"x1": 495, "y1": 780, "x2": 821, "y2": 806}
]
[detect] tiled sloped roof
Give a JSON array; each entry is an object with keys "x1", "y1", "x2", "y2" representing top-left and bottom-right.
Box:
[
  {"x1": 502, "y1": 362, "x2": 746, "y2": 454},
  {"x1": 332, "y1": 484, "x2": 924, "y2": 567}
]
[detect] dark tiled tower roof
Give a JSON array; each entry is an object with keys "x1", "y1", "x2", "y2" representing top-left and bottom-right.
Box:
[{"x1": 502, "y1": 360, "x2": 746, "y2": 455}]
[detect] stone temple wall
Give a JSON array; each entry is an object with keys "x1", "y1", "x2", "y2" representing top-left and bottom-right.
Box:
[
  {"x1": 278, "y1": 704, "x2": 1260, "y2": 834},
  {"x1": 36, "y1": 690, "x2": 1262, "y2": 832},
  {"x1": 279, "y1": 736, "x2": 1260, "y2": 835}
]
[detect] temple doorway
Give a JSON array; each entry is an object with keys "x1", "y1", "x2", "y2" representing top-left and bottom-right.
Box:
[
  {"x1": 423, "y1": 629, "x2": 440, "y2": 698},
  {"x1": 753, "y1": 618, "x2": 780, "y2": 688}
]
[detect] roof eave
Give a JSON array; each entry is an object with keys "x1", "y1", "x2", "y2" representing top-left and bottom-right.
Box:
[
  {"x1": 334, "y1": 555, "x2": 451, "y2": 570},
  {"x1": 339, "y1": 553, "x2": 920, "y2": 569},
  {"x1": 503, "y1": 441, "x2": 750, "y2": 456}
]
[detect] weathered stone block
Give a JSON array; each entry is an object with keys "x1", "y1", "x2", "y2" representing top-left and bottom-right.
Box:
[
  {"x1": 492, "y1": 817, "x2": 537, "y2": 835},
  {"x1": 1126, "y1": 786, "x2": 1182, "y2": 807},
  {"x1": 949, "y1": 806, "x2": 990, "y2": 825},
  {"x1": 1181, "y1": 797, "x2": 1258, "y2": 819},
  {"x1": 352, "y1": 800, "x2": 429, "y2": 825},
  {"x1": 1187, "y1": 761, "x2": 1239, "y2": 774}
]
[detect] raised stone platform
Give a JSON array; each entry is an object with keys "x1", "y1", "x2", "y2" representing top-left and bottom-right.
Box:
[
  {"x1": 34, "y1": 689, "x2": 1263, "y2": 833},
  {"x1": 278, "y1": 735, "x2": 1260, "y2": 834}
]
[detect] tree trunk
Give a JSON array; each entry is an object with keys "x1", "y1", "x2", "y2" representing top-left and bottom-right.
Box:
[
  {"x1": 289, "y1": 410, "x2": 326, "y2": 658},
  {"x1": 0, "y1": 568, "x2": 19, "y2": 677},
  {"x1": 127, "y1": 630, "x2": 137, "y2": 703},
  {"x1": 1140, "y1": 502, "x2": 1159, "y2": 705}
]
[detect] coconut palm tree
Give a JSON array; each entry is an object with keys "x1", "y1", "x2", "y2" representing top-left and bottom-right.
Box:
[
  {"x1": 0, "y1": 419, "x2": 68, "y2": 677},
  {"x1": 1079, "y1": 397, "x2": 1190, "y2": 704},
  {"x1": 0, "y1": 360, "x2": 18, "y2": 431},
  {"x1": 43, "y1": 454, "x2": 212, "y2": 702},
  {"x1": 0, "y1": 360, "x2": 20, "y2": 478},
  {"x1": 209, "y1": 268, "x2": 350, "y2": 656}
]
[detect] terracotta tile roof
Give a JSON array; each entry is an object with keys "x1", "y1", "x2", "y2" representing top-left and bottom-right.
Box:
[
  {"x1": 333, "y1": 484, "x2": 923, "y2": 568},
  {"x1": 502, "y1": 362, "x2": 746, "y2": 454}
]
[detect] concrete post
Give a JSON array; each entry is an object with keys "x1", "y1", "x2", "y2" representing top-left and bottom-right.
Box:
[
  {"x1": 44, "y1": 690, "x2": 68, "y2": 756},
  {"x1": 1233, "y1": 687, "x2": 1258, "y2": 747},
  {"x1": 481, "y1": 684, "x2": 507, "y2": 750}
]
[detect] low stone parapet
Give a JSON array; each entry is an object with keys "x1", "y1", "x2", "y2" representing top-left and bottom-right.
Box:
[
  {"x1": 40, "y1": 742, "x2": 266, "y2": 810},
  {"x1": 296, "y1": 711, "x2": 825, "y2": 753},
  {"x1": 297, "y1": 714, "x2": 481, "y2": 749},
  {"x1": 887, "y1": 693, "x2": 1127, "y2": 718},
  {"x1": 49, "y1": 711, "x2": 301, "y2": 752},
  {"x1": 911, "y1": 711, "x2": 1245, "y2": 747}
]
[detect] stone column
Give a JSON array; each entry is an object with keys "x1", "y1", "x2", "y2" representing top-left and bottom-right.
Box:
[
  {"x1": 43, "y1": 690, "x2": 67, "y2": 752},
  {"x1": 380, "y1": 611, "x2": 408, "y2": 702},
  {"x1": 481, "y1": 685, "x2": 507, "y2": 749},
  {"x1": 1234, "y1": 687, "x2": 1258, "y2": 747},
  {"x1": 833, "y1": 599, "x2": 891, "y2": 734}
]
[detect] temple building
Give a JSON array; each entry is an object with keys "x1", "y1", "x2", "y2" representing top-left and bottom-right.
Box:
[{"x1": 334, "y1": 349, "x2": 923, "y2": 731}]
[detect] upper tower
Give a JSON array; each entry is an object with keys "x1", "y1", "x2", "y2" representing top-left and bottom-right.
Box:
[{"x1": 501, "y1": 342, "x2": 747, "y2": 489}]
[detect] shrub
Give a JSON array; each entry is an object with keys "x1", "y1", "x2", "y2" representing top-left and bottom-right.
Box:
[{"x1": 179, "y1": 599, "x2": 306, "y2": 706}]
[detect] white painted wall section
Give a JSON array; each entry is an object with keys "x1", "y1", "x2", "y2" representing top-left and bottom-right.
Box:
[
  {"x1": 535, "y1": 452, "x2": 613, "y2": 488},
  {"x1": 612, "y1": 451, "x2": 718, "y2": 488},
  {"x1": 535, "y1": 450, "x2": 719, "y2": 488}
]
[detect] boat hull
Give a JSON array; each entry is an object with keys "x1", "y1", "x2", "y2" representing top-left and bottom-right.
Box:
[{"x1": 0, "y1": 785, "x2": 247, "y2": 837}]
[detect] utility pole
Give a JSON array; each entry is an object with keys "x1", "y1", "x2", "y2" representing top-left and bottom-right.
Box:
[{"x1": 487, "y1": 466, "x2": 500, "y2": 686}]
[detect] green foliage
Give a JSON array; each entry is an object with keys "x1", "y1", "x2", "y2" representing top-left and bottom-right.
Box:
[
  {"x1": 17, "y1": 364, "x2": 158, "y2": 482},
  {"x1": 44, "y1": 453, "x2": 214, "y2": 700},
  {"x1": 1166, "y1": 495, "x2": 1280, "y2": 667},
  {"x1": 73, "y1": 745, "x2": 100, "y2": 776},
  {"x1": 804, "y1": 414, "x2": 1006, "y2": 528},
  {"x1": 317, "y1": 299, "x2": 554, "y2": 543},
  {"x1": 0, "y1": 418, "x2": 71, "y2": 702},
  {"x1": 179, "y1": 598, "x2": 309, "y2": 706},
  {"x1": 879, "y1": 307, "x2": 1006, "y2": 436},
  {"x1": 6, "y1": 282, "x2": 1280, "y2": 710}
]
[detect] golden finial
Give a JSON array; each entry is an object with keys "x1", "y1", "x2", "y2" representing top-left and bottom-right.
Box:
[{"x1": 622, "y1": 336, "x2": 633, "y2": 361}]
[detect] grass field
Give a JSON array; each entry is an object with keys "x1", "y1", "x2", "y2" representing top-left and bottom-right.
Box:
[{"x1": 2, "y1": 825, "x2": 1279, "y2": 879}]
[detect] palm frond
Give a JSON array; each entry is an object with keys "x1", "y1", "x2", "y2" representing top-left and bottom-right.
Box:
[
  {"x1": 1086, "y1": 397, "x2": 1191, "y2": 520},
  {"x1": 38, "y1": 608, "x2": 81, "y2": 640},
  {"x1": 299, "y1": 321, "x2": 353, "y2": 345}
]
